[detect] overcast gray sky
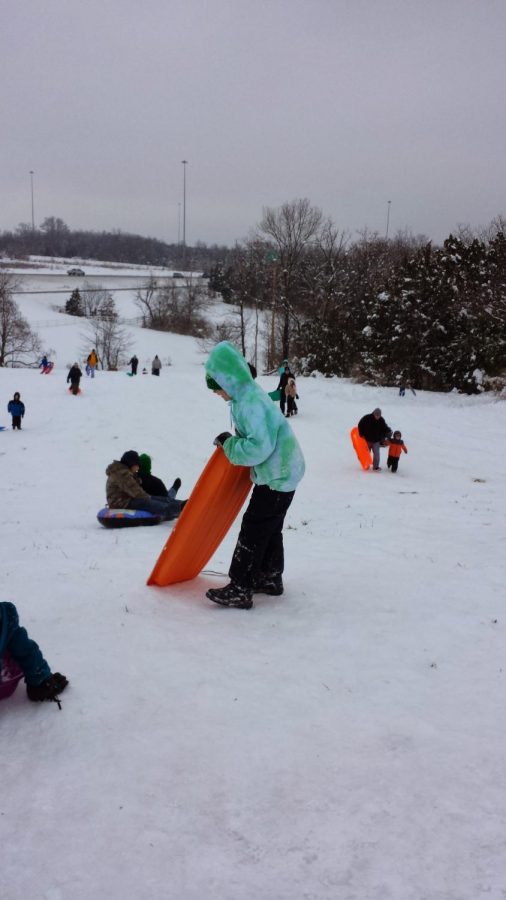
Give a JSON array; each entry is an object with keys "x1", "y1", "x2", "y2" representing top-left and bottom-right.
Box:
[{"x1": 2, "y1": 0, "x2": 505, "y2": 246}]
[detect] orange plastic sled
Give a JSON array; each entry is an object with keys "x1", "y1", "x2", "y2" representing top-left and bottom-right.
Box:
[
  {"x1": 147, "y1": 447, "x2": 252, "y2": 587},
  {"x1": 350, "y1": 426, "x2": 372, "y2": 470}
]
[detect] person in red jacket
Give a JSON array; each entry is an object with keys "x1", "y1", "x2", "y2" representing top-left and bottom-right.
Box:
[{"x1": 386, "y1": 430, "x2": 408, "y2": 473}]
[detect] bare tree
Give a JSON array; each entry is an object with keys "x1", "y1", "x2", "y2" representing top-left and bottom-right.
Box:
[
  {"x1": 134, "y1": 277, "x2": 164, "y2": 327},
  {"x1": 258, "y1": 198, "x2": 323, "y2": 364},
  {"x1": 0, "y1": 273, "x2": 42, "y2": 367},
  {"x1": 80, "y1": 284, "x2": 114, "y2": 318},
  {"x1": 81, "y1": 297, "x2": 131, "y2": 370}
]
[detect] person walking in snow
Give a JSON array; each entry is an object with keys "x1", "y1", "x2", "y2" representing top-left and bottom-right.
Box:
[
  {"x1": 0, "y1": 601, "x2": 68, "y2": 707},
  {"x1": 129, "y1": 354, "x2": 139, "y2": 376},
  {"x1": 105, "y1": 451, "x2": 185, "y2": 519},
  {"x1": 386, "y1": 430, "x2": 408, "y2": 473},
  {"x1": 87, "y1": 349, "x2": 98, "y2": 378},
  {"x1": 205, "y1": 341, "x2": 305, "y2": 609},
  {"x1": 67, "y1": 363, "x2": 83, "y2": 395},
  {"x1": 358, "y1": 407, "x2": 392, "y2": 471},
  {"x1": 151, "y1": 355, "x2": 161, "y2": 376},
  {"x1": 7, "y1": 392, "x2": 25, "y2": 430}
]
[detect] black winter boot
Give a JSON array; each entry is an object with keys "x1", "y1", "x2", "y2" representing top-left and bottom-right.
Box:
[
  {"x1": 253, "y1": 574, "x2": 284, "y2": 596},
  {"x1": 172, "y1": 478, "x2": 182, "y2": 492},
  {"x1": 27, "y1": 672, "x2": 69, "y2": 708},
  {"x1": 206, "y1": 583, "x2": 253, "y2": 609}
]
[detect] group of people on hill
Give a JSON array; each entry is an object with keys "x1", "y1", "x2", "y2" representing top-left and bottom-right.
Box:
[
  {"x1": 358, "y1": 408, "x2": 408, "y2": 472},
  {"x1": 128, "y1": 354, "x2": 162, "y2": 376},
  {"x1": 276, "y1": 361, "x2": 299, "y2": 417},
  {"x1": 2, "y1": 341, "x2": 412, "y2": 714}
]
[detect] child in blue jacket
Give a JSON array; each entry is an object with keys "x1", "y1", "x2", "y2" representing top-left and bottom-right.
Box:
[{"x1": 7, "y1": 392, "x2": 25, "y2": 430}]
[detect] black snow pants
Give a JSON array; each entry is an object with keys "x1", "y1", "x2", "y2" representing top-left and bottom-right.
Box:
[
  {"x1": 387, "y1": 455, "x2": 399, "y2": 472},
  {"x1": 229, "y1": 484, "x2": 295, "y2": 589}
]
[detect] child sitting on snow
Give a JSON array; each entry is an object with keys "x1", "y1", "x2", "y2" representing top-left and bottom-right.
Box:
[
  {"x1": 138, "y1": 453, "x2": 179, "y2": 498},
  {"x1": 0, "y1": 602, "x2": 68, "y2": 707},
  {"x1": 386, "y1": 430, "x2": 408, "y2": 473},
  {"x1": 7, "y1": 392, "x2": 25, "y2": 430}
]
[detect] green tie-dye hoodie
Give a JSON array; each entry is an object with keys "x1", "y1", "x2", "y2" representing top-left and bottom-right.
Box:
[{"x1": 206, "y1": 341, "x2": 305, "y2": 492}]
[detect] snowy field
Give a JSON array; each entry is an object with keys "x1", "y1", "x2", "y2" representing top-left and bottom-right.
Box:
[{"x1": 1, "y1": 264, "x2": 506, "y2": 900}]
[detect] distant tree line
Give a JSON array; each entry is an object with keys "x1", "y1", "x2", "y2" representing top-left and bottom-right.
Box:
[{"x1": 0, "y1": 217, "x2": 234, "y2": 271}]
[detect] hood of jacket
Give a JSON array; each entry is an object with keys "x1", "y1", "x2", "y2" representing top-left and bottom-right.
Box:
[
  {"x1": 106, "y1": 460, "x2": 128, "y2": 477},
  {"x1": 205, "y1": 341, "x2": 253, "y2": 400}
]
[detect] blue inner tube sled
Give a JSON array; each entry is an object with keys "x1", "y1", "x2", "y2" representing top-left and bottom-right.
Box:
[{"x1": 97, "y1": 508, "x2": 162, "y2": 528}]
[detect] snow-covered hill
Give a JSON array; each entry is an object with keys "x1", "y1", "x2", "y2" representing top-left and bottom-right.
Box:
[{"x1": 1, "y1": 262, "x2": 506, "y2": 899}]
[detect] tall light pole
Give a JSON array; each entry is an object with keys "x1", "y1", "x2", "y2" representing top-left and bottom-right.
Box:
[
  {"x1": 177, "y1": 202, "x2": 181, "y2": 245},
  {"x1": 181, "y1": 160, "x2": 188, "y2": 268},
  {"x1": 29, "y1": 170, "x2": 35, "y2": 229},
  {"x1": 385, "y1": 199, "x2": 391, "y2": 240}
]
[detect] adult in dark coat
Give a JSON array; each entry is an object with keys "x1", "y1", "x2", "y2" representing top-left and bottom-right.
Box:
[
  {"x1": 67, "y1": 363, "x2": 82, "y2": 395},
  {"x1": 358, "y1": 408, "x2": 392, "y2": 470},
  {"x1": 129, "y1": 355, "x2": 138, "y2": 375}
]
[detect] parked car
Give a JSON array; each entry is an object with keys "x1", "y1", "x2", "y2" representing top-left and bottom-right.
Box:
[
  {"x1": 68, "y1": 267, "x2": 85, "y2": 276},
  {"x1": 172, "y1": 272, "x2": 184, "y2": 278}
]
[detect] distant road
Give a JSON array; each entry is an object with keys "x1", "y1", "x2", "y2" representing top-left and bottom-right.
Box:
[{"x1": 8, "y1": 271, "x2": 193, "y2": 295}]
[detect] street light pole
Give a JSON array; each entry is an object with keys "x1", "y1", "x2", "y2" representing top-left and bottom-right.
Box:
[
  {"x1": 177, "y1": 202, "x2": 181, "y2": 245},
  {"x1": 29, "y1": 170, "x2": 35, "y2": 230},
  {"x1": 385, "y1": 200, "x2": 391, "y2": 240},
  {"x1": 181, "y1": 160, "x2": 188, "y2": 268}
]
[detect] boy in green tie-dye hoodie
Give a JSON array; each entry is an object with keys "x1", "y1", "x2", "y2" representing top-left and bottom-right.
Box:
[{"x1": 205, "y1": 341, "x2": 305, "y2": 609}]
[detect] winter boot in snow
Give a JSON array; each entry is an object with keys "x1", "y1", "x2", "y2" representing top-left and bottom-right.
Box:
[
  {"x1": 27, "y1": 672, "x2": 69, "y2": 708},
  {"x1": 253, "y1": 574, "x2": 284, "y2": 596},
  {"x1": 206, "y1": 583, "x2": 253, "y2": 609}
]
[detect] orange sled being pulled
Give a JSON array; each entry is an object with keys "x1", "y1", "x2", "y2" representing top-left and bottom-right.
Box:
[
  {"x1": 147, "y1": 447, "x2": 252, "y2": 587},
  {"x1": 350, "y1": 426, "x2": 372, "y2": 470}
]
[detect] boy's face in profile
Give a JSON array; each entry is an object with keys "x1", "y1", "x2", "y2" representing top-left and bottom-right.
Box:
[{"x1": 214, "y1": 389, "x2": 231, "y2": 401}]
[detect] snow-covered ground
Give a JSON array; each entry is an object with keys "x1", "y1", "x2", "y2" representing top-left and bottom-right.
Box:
[{"x1": 1, "y1": 264, "x2": 506, "y2": 899}]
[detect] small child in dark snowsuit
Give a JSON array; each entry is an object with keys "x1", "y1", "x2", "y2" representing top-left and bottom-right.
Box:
[
  {"x1": 0, "y1": 602, "x2": 68, "y2": 707},
  {"x1": 285, "y1": 377, "x2": 298, "y2": 417},
  {"x1": 387, "y1": 430, "x2": 408, "y2": 472},
  {"x1": 7, "y1": 392, "x2": 25, "y2": 430}
]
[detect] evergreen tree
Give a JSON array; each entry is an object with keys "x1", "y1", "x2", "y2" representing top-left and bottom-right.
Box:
[{"x1": 65, "y1": 288, "x2": 83, "y2": 317}]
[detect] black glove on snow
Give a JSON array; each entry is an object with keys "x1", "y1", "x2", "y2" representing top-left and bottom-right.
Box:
[{"x1": 214, "y1": 431, "x2": 232, "y2": 447}]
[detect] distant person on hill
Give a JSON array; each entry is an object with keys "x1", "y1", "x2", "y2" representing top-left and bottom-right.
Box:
[
  {"x1": 386, "y1": 430, "x2": 408, "y2": 473},
  {"x1": 39, "y1": 355, "x2": 53, "y2": 374},
  {"x1": 86, "y1": 349, "x2": 98, "y2": 378},
  {"x1": 67, "y1": 363, "x2": 82, "y2": 395},
  {"x1": 152, "y1": 355, "x2": 162, "y2": 376},
  {"x1": 129, "y1": 354, "x2": 139, "y2": 376},
  {"x1": 358, "y1": 408, "x2": 392, "y2": 471},
  {"x1": 138, "y1": 453, "x2": 178, "y2": 498},
  {"x1": 0, "y1": 601, "x2": 68, "y2": 707},
  {"x1": 276, "y1": 364, "x2": 295, "y2": 416},
  {"x1": 7, "y1": 392, "x2": 25, "y2": 430},
  {"x1": 105, "y1": 451, "x2": 185, "y2": 519}
]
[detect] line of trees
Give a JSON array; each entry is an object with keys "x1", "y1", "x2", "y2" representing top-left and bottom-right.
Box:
[
  {"x1": 210, "y1": 202, "x2": 506, "y2": 393},
  {"x1": 0, "y1": 217, "x2": 233, "y2": 271}
]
